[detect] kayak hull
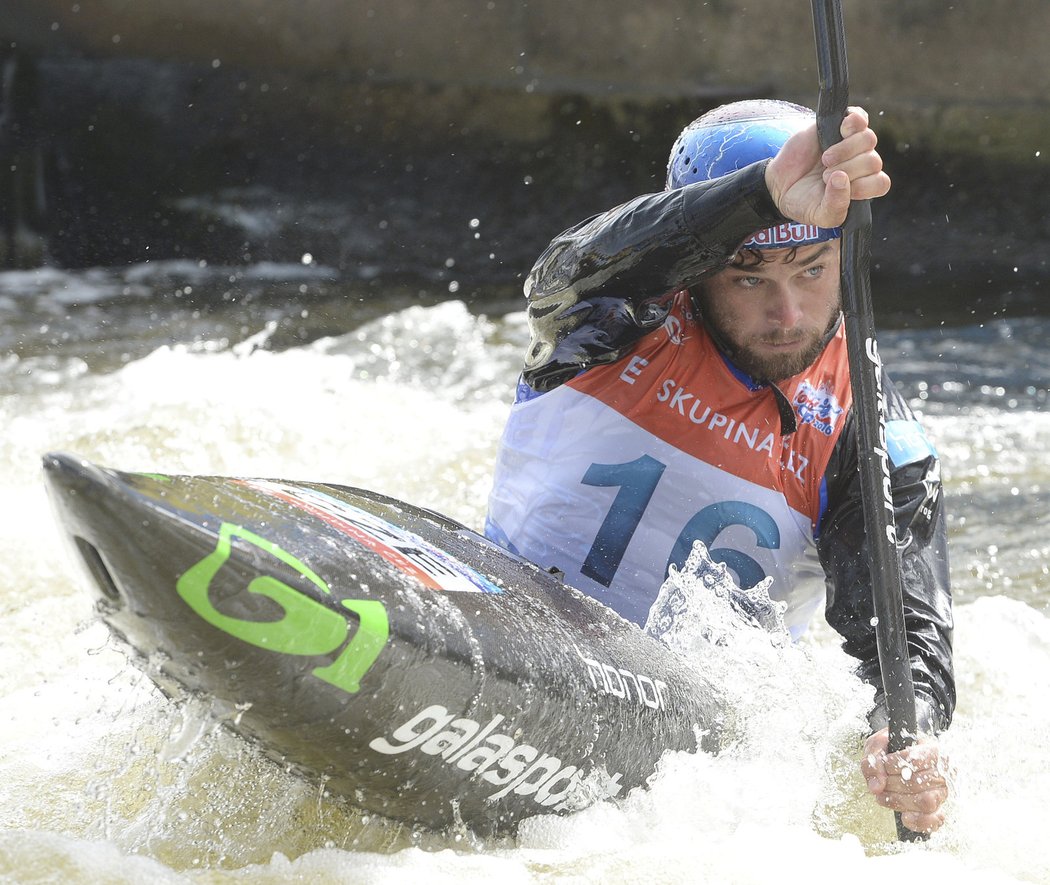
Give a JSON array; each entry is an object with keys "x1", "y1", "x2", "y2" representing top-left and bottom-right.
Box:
[{"x1": 43, "y1": 452, "x2": 723, "y2": 834}]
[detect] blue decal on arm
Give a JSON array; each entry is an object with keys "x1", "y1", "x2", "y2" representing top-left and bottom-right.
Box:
[{"x1": 885, "y1": 419, "x2": 937, "y2": 467}]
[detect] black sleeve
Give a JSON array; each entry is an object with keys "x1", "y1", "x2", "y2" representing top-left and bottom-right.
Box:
[
  {"x1": 817, "y1": 370, "x2": 955, "y2": 735},
  {"x1": 522, "y1": 160, "x2": 788, "y2": 391}
]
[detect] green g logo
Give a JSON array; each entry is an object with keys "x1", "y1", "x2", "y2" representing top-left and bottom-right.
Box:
[{"x1": 176, "y1": 523, "x2": 389, "y2": 693}]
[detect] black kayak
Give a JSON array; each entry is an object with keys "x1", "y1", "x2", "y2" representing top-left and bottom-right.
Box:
[{"x1": 43, "y1": 452, "x2": 726, "y2": 835}]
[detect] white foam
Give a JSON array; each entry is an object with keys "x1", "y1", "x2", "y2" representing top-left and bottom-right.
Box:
[{"x1": 1, "y1": 301, "x2": 1048, "y2": 882}]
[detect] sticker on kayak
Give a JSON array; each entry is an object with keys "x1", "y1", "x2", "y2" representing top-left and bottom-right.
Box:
[{"x1": 236, "y1": 480, "x2": 503, "y2": 594}]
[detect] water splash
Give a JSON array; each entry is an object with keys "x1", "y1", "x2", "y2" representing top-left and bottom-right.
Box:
[{"x1": 645, "y1": 540, "x2": 789, "y2": 653}]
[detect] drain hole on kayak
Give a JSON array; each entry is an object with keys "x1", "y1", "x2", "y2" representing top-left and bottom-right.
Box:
[{"x1": 73, "y1": 536, "x2": 123, "y2": 604}]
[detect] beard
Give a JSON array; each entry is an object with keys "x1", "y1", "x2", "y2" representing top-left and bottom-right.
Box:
[
  {"x1": 728, "y1": 325, "x2": 835, "y2": 382},
  {"x1": 697, "y1": 293, "x2": 841, "y2": 383}
]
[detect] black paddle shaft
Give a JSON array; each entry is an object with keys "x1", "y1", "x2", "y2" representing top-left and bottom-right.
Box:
[{"x1": 809, "y1": 0, "x2": 925, "y2": 842}]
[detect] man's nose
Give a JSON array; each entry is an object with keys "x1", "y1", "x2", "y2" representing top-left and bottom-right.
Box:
[{"x1": 767, "y1": 286, "x2": 804, "y2": 328}]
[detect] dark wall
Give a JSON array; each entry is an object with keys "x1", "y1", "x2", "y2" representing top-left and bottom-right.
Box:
[
  {"x1": 6, "y1": 0, "x2": 1049, "y2": 162},
  {"x1": 2, "y1": 1, "x2": 1048, "y2": 318}
]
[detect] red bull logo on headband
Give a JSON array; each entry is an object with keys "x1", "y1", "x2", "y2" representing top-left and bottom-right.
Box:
[{"x1": 743, "y1": 222, "x2": 841, "y2": 249}]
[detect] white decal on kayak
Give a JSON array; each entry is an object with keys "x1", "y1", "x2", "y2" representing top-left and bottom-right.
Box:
[
  {"x1": 575, "y1": 645, "x2": 668, "y2": 710},
  {"x1": 369, "y1": 703, "x2": 623, "y2": 810}
]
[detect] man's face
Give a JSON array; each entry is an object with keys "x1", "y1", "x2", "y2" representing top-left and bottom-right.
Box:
[{"x1": 695, "y1": 241, "x2": 842, "y2": 383}]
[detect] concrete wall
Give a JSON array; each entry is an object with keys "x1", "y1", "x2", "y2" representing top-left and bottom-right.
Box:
[
  {"x1": 3, "y1": 0, "x2": 1048, "y2": 305},
  {"x1": 6, "y1": 0, "x2": 1050, "y2": 163}
]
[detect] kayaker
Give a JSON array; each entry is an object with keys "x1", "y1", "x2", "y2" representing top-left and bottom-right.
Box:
[{"x1": 485, "y1": 99, "x2": 954, "y2": 834}]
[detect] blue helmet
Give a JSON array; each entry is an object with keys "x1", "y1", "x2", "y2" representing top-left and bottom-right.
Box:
[{"x1": 665, "y1": 99, "x2": 841, "y2": 248}]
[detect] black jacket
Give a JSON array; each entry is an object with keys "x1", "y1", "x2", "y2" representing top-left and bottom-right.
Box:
[{"x1": 519, "y1": 160, "x2": 955, "y2": 733}]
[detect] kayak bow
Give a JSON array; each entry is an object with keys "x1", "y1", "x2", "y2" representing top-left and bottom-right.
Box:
[{"x1": 43, "y1": 452, "x2": 725, "y2": 835}]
